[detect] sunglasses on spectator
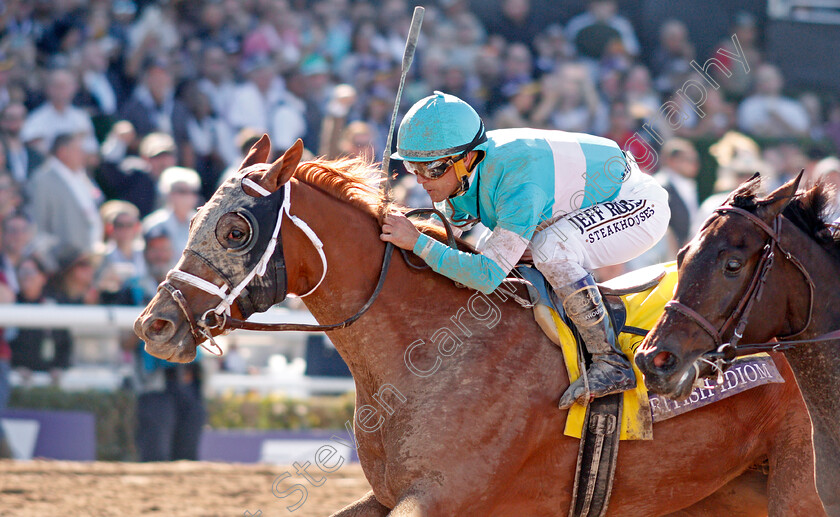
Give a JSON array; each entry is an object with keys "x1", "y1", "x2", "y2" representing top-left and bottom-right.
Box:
[
  {"x1": 113, "y1": 219, "x2": 138, "y2": 228},
  {"x1": 404, "y1": 157, "x2": 457, "y2": 180},
  {"x1": 171, "y1": 188, "x2": 199, "y2": 195}
]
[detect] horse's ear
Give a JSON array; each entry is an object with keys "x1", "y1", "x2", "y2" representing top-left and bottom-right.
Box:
[
  {"x1": 239, "y1": 134, "x2": 271, "y2": 170},
  {"x1": 260, "y1": 139, "x2": 304, "y2": 191},
  {"x1": 723, "y1": 172, "x2": 762, "y2": 205},
  {"x1": 759, "y1": 169, "x2": 803, "y2": 218}
]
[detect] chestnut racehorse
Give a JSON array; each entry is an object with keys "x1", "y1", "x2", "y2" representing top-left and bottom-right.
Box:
[
  {"x1": 135, "y1": 137, "x2": 824, "y2": 516},
  {"x1": 636, "y1": 174, "x2": 840, "y2": 516}
]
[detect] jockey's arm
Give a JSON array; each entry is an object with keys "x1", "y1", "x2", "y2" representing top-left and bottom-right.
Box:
[{"x1": 412, "y1": 183, "x2": 547, "y2": 294}]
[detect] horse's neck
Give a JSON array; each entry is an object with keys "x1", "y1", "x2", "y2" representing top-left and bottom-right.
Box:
[
  {"x1": 781, "y1": 221, "x2": 840, "y2": 337},
  {"x1": 283, "y1": 180, "x2": 486, "y2": 393},
  {"x1": 778, "y1": 222, "x2": 840, "y2": 445}
]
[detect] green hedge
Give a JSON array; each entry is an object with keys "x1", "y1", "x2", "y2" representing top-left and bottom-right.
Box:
[
  {"x1": 206, "y1": 391, "x2": 355, "y2": 430},
  {"x1": 9, "y1": 387, "x2": 137, "y2": 461},
  {"x1": 8, "y1": 388, "x2": 355, "y2": 461}
]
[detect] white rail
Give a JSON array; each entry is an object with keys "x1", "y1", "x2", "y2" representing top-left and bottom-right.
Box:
[{"x1": 0, "y1": 304, "x2": 317, "y2": 330}]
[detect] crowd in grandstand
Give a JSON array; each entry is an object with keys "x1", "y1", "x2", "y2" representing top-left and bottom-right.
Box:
[{"x1": 0, "y1": 0, "x2": 838, "y2": 391}]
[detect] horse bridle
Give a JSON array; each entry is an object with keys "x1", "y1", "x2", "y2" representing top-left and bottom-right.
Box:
[
  {"x1": 155, "y1": 172, "x2": 477, "y2": 355},
  {"x1": 663, "y1": 205, "x2": 817, "y2": 375},
  {"x1": 156, "y1": 176, "x2": 328, "y2": 355}
]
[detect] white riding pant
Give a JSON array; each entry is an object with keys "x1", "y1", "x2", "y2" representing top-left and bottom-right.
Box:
[{"x1": 529, "y1": 162, "x2": 670, "y2": 288}]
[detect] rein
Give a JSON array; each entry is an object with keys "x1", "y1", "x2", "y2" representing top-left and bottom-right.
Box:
[{"x1": 665, "y1": 205, "x2": 820, "y2": 370}]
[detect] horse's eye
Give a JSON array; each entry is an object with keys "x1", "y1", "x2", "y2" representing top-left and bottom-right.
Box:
[
  {"x1": 724, "y1": 258, "x2": 742, "y2": 274},
  {"x1": 216, "y1": 213, "x2": 253, "y2": 251}
]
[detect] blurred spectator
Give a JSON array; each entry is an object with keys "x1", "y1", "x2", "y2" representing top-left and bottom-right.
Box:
[
  {"x1": 142, "y1": 166, "x2": 201, "y2": 263},
  {"x1": 26, "y1": 132, "x2": 103, "y2": 253},
  {"x1": 624, "y1": 64, "x2": 661, "y2": 123},
  {"x1": 532, "y1": 63, "x2": 606, "y2": 134},
  {"x1": 1, "y1": 102, "x2": 44, "y2": 184},
  {"x1": 0, "y1": 172, "x2": 22, "y2": 221},
  {"x1": 533, "y1": 24, "x2": 574, "y2": 77},
  {"x1": 319, "y1": 84, "x2": 358, "y2": 159},
  {"x1": 489, "y1": 42, "x2": 534, "y2": 115},
  {"x1": 677, "y1": 85, "x2": 735, "y2": 139},
  {"x1": 603, "y1": 101, "x2": 637, "y2": 150},
  {"x1": 391, "y1": 172, "x2": 430, "y2": 209},
  {"x1": 128, "y1": 226, "x2": 206, "y2": 462},
  {"x1": 825, "y1": 101, "x2": 840, "y2": 153},
  {"x1": 125, "y1": 3, "x2": 181, "y2": 78},
  {"x1": 566, "y1": 0, "x2": 640, "y2": 59},
  {"x1": 694, "y1": 152, "x2": 771, "y2": 233},
  {"x1": 119, "y1": 58, "x2": 189, "y2": 155},
  {"x1": 196, "y1": 45, "x2": 236, "y2": 121},
  {"x1": 336, "y1": 20, "x2": 390, "y2": 93},
  {"x1": 100, "y1": 130, "x2": 177, "y2": 218},
  {"x1": 227, "y1": 54, "x2": 290, "y2": 142},
  {"x1": 799, "y1": 92, "x2": 825, "y2": 141},
  {"x1": 0, "y1": 53, "x2": 16, "y2": 115},
  {"x1": 1, "y1": 211, "x2": 34, "y2": 295},
  {"x1": 9, "y1": 254, "x2": 52, "y2": 381},
  {"x1": 656, "y1": 138, "x2": 700, "y2": 248},
  {"x1": 97, "y1": 200, "x2": 145, "y2": 296},
  {"x1": 75, "y1": 40, "x2": 119, "y2": 119},
  {"x1": 485, "y1": 0, "x2": 544, "y2": 49},
  {"x1": 812, "y1": 157, "x2": 840, "y2": 221},
  {"x1": 492, "y1": 81, "x2": 541, "y2": 129},
  {"x1": 337, "y1": 121, "x2": 376, "y2": 163},
  {"x1": 217, "y1": 128, "x2": 263, "y2": 187},
  {"x1": 715, "y1": 12, "x2": 762, "y2": 102},
  {"x1": 221, "y1": 344, "x2": 248, "y2": 374},
  {"x1": 181, "y1": 83, "x2": 236, "y2": 199},
  {"x1": 20, "y1": 68, "x2": 98, "y2": 156},
  {"x1": 41, "y1": 245, "x2": 99, "y2": 385},
  {"x1": 737, "y1": 64, "x2": 809, "y2": 138},
  {"x1": 297, "y1": 54, "x2": 334, "y2": 152},
  {"x1": 651, "y1": 19, "x2": 694, "y2": 94}
]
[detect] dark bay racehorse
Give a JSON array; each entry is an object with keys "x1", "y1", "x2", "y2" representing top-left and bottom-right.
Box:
[
  {"x1": 135, "y1": 137, "x2": 825, "y2": 516},
  {"x1": 636, "y1": 173, "x2": 840, "y2": 516}
]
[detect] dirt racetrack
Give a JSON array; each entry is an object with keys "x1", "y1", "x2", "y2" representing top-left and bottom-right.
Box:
[{"x1": 0, "y1": 460, "x2": 371, "y2": 516}]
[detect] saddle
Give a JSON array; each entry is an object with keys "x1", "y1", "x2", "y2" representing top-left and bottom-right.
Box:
[
  {"x1": 514, "y1": 263, "x2": 664, "y2": 349},
  {"x1": 513, "y1": 264, "x2": 665, "y2": 517}
]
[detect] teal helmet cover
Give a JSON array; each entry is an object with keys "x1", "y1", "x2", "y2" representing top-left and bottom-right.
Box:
[{"x1": 392, "y1": 91, "x2": 486, "y2": 162}]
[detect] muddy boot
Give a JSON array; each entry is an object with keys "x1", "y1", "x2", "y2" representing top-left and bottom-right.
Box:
[{"x1": 557, "y1": 274, "x2": 635, "y2": 410}]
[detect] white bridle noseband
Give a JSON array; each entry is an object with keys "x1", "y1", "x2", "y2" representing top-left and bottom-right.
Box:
[{"x1": 161, "y1": 175, "x2": 327, "y2": 354}]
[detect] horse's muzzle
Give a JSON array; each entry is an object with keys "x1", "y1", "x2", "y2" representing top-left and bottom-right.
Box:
[
  {"x1": 134, "y1": 296, "x2": 198, "y2": 363},
  {"x1": 635, "y1": 339, "x2": 701, "y2": 399}
]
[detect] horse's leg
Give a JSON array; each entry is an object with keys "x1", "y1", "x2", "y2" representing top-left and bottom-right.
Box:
[
  {"x1": 329, "y1": 491, "x2": 390, "y2": 517},
  {"x1": 766, "y1": 397, "x2": 827, "y2": 517},
  {"x1": 662, "y1": 469, "x2": 767, "y2": 517},
  {"x1": 387, "y1": 493, "x2": 435, "y2": 517}
]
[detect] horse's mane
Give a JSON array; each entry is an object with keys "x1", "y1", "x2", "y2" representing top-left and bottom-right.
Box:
[
  {"x1": 293, "y1": 158, "x2": 476, "y2": 252},
  {"x1": 730, "y1": 179, "x2": 840, "y2": 258}
]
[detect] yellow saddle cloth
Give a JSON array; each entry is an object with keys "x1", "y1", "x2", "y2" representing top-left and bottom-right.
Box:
[
  {"x1": 543, "y1": 262, "x2": 782, "y2": 440},
  {"x1": 554, "y1": 264, "x2": 678, "y2": 441}
]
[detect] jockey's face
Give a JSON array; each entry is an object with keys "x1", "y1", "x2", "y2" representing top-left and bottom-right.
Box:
[{"x1": 412, "y1": 161, "x2": 460, "y2": 202}]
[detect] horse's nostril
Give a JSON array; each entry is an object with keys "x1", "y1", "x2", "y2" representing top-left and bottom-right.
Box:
[
  {"x1": 143, "y1": 317, "x2": 175, "y2": 341},
  {"x1": 653, "y1": 351, "x2": 677, "y2": 370}
]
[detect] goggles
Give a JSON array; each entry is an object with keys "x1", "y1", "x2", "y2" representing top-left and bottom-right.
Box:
[{"x1": 403, "y1": 157, "x2": 457, "y2": 180}]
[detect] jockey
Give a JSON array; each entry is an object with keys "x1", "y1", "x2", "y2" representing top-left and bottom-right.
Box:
[{"x1": 381, "y1": 91, "x2": 670, "y2": 410}]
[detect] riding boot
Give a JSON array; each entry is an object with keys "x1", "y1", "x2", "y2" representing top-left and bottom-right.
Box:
[{"x1": 556, "y1": 273, "x2": 636, "y2": 410}]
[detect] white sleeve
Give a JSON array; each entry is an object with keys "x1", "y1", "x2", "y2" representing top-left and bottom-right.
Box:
[{"x1": 480, "y1": 227, "x2": 530, "y2": 272}]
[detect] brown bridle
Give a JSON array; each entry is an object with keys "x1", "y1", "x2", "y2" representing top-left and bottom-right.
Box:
[{"x1": 663, "y1": 205, "x2": 818, "y2": 370}]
